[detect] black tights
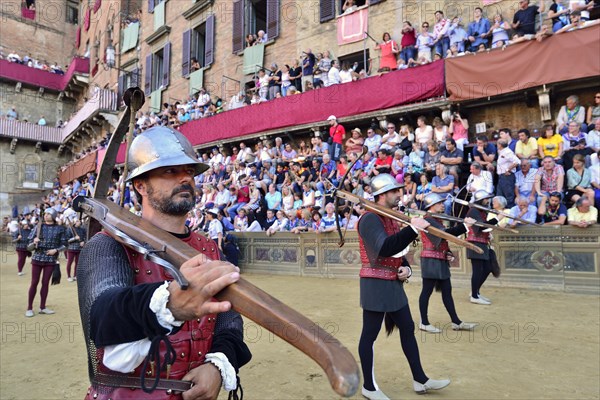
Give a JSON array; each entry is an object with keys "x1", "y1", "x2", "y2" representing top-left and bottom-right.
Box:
[
  {"x1": 358, "y1": 306, "x2": 428, "y2": 391},
  {"x1": 419, "y1": 278, "x2": 461, "y2": 325},
  {"x1": 471, "y1": 258, "x2": 491, "y2": 298}
]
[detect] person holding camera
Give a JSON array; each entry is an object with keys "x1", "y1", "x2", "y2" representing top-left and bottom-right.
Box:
[{"x1": 448, "y1": 112, "x2": 469, "y2": 151}]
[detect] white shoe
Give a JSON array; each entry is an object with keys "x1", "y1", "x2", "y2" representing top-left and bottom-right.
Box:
[
  {"x1": 361, "y1": 387, "x2": 390, "y2": 400},
  {"x1": 17, "y1": 272, "x2": 25, "y2": 276},
  {"x1": 67, "y1": 277, "x2": 74, "y2": 282},
  {"x1": 25, "y1": 310, "x2": 34, "y2": 317},
  {"x1": 478, "y1": 294, "x2": 491, "y2": 302},
  {"x1": 419, "y1": 323, "x2": 441, "y2": 333},
  {"x1": 452, "y1": 322, "x2": 478, "y2": 331},
  {"x1": 413, "y1": 378, "x2": 451, "y2": 394},
  {"x1": 470, "y1": 296, "x2": 491, "y2": 305},
  {"x1": 39, "y1": 308, "x2": 55, "y2": 315}
]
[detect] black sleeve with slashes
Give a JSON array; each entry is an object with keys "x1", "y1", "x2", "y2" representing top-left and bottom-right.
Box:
[{"x1": 358, "y1": 213, "x2": 418, "y2": 259}]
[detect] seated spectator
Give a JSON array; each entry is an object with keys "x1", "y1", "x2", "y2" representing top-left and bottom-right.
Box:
[
  {"x1": 515, "y1": 159, "x2": 538, "y2": 204},
  {"x1": 316, "y1": 153, "x2": 337, "y2": 193},
  {"x1": 439, "y1": 138, "x2": 463, "y2": 184},
  {"x1": 380, "y1": 123, "x2": 400, "y2": 151},
  {"x1": 298, "y1": 140, "x2": 312, "y2": 157},
  {"x1": 535, "y1": 156, "x2": 566, "y2": 200},
  {"x1": 6, "y1": 107, "x2": 18, "y2": 120},
  {"x1": 264, "y1": 183, "x2": 282, "y2": 211},
  {"x1": 364, "y1": 127, "x2": 382, "y2": 154},
  {"x1": 345, "y1": 128, "x2": 365, "y2": 155},
  {"x1": 371, "y1": 149, "x2": 393, "y2": 179},
  {"x1": 557, "y1": 95, "x2": 587, "y2": 134},
  {"x1": 511, "y1": 0, "x2": 545, "y2": 38},
  {"x1": 563, "y1": 121, "x2": 593, "y2": 171},
  {"x1": 301, "y1": 181, "x2": 315, "y2": 209},
  {"x1": 266, "y1": 210, "x2": 289, "y2": 236},
  {"x1": 473, "y1": 135, "x2": 497, "y2": 173},
  {"x1": 490, "y1": 196, "x2": 512, "y2": 227},
  {"x1": 591, "y1": 151, "x2": 600, "y2": 208},
  {"x1": 407, "y1": 142, "x2": 425, "y2": 176},
  {"x1": 566, "y1": 154, "x2": 595, "y2": 203},
  {"x1": 537, "y1": 124, "x2": 564, "y2": 163},
  {"x1": 414, "y1": 116, "x2": 433, "y2": 149},
  {"x1": 423, "y1": 140, "x2": 442, "y2": 178},
  {"x1": 432, "y1": 117, "x2": 448, "y2": 148},
  {"x1": 587, "y1": 93, "x2": 600, "y2": 132},
  {"x1": 391, "y1": 149, "x2": 406, "y2": 184},
  {"x1": 508, "y1": 196, "x2": 538, "y2": 227},
  {"x1": 311, "y1": 209, "x2": 324, "y2": 232},
  {"x1": 320, "y1": 203, "x2": 337, "y2": 233},
  {"x1": 586, "y1": 118, "x2": 600, "y2": 152},
  {"x1": 515, "y1": 129, "x2": 539, "y2": 168},
  {"x1": 414, "y1": 173, "x2": 430, "y2": 209},
  {"x1": 291, "y1": 209, "x2": 313, "y2": 233},
  {"x1": 234, "y1": 208, "x2": 262, "y2": 232},
  {"x1": 537, "y1": 192, "x2": 568, "y2": 225},
  {"x1": 281, "y1": 143, "x2": 297, "y2": 163},
  {"x1": 568, "y1": 197, "x2": 598, "y2": 227},
  {"x1": 431, "y1": 164, "x2": 454, "y2": 214},
  {"x1": 466, "y1": 162, "x2": 494, "y2": 195},
  {"x1": 281, "y1": 185, "x2": 295, "y2": 212},
  {"x1": 341, "y1": 207, "x2": 359, "y2": 230},
  {"x1": 448, "y1": 111, "x2": 469, "y2": 151},
  {"x1": 467, "y1": 7, "x2": 491, "y2": 52},
  {"x1": 215, "y1": 182, "x2": 231, "y2": 211},
  {"x1": 398, "y1": 124, "x2": 415, "y2": 155},
  {"x1": 227, "y1": 178, "x2": 250, "y2": 219}
]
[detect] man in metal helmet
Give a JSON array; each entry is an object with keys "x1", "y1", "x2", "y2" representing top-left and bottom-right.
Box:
[
  {"x1": 418, "y1": 193, "x2": 478, "y2": 334},
  {"x1": 465, "y1": 190, "x2": 497, "y2": 305},
  {"x1": 77, "y1": 126, "x2": 251, "y2": 400},
  {"x1": 357, "y1": 173, "x2": 450, "y2": 399}
]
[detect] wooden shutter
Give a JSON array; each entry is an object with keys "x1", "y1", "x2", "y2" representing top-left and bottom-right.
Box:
[
  {"x1": 182, "y1": 29, "x2": 191, "y2": 77},
  {"x1": 266, "y1": 0, "x2": 280, "y2": 40},
  {"x1": 144, "y1": 54, "x2": 153, "y2": 95},
  {"x1": 118, "y1": 73, "x2": 126, "y2": 103},
  {"x1": 320, "y1": 0, "x2": 335, "y2": 23},
  {"x1": 162, "y1": 42, "x2": 171, "y2": 88},
  {"x1": 369, "y1": 0, "x2": 384, "y2": 4},
  {"x1": 132, "y1": 68, "x2": 141, "y2": 88},
  {"x1": 232, "y1": 0, "x2": 244, "y2": 53},
  {"x1": 205, "y1": 14, "x2": 215, "y2": 66},
  {"x1": 148, "y1": 0, "x2": 155, "y2": 13}
]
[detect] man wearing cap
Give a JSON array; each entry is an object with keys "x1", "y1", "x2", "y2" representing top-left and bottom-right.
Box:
[
  {"x1": 328, "y1": 115, "x2": 346, "y2": 161},
  {"x1": 77, "y1": 126, "x2": 251, "y2": 399},
  {"x1": 465, "y1": 190, "x2": 498, "y2": 305},
  {"x1": 12, "y1": 219, "x2": 32, "y2": 276},
  {"x1": 418, "y1": 193, "x2": 477, "y2": 334},
  {"x1": 206, "y1": 208, "x2": 224, "y2": 251},
  {"x1": 357, "y1": 173, "x2": 450, "y2": 400},
  {"x1": 26, "y1": 208, "x2": 67, "y2": 317}
]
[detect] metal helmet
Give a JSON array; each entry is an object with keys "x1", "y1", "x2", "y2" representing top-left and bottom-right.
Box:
[
  {"x1": 371, "y1": 173, "x2": 405, "y2": 197},
  {"x1": 473, "y1": 190, "x2": 494, "y2": 203},
  {"x1": 423, "y1": 193, "x2": 445, "y2": 210},
  {"x1": 125, "y1": 126, "x2": 208, "y2": 182},
  {"x1": 44, "y1": 208, "x2": 57, "y2": 219}
]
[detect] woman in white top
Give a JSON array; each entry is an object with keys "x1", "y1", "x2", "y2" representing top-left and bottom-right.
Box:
[
  {"x1": 414, "y1": 115, "x2": 433, "y2": 149},
  {"x1": 488, "y1": 14, "x2": 511, "y2": 48},
  {"x1": 281, "y1": 185, "x2": 295, "y2": 212},
  {"x1": 432, "y1": 116, "x2": 448, "y2": 149},
  {"x1": 281, "y1": 64, "x2": 292, "y2": 96},
  {"x1": 339, "y1": 61, "x2": 353, "y2": 83},
  {"x1": 266, "y1": 210, "x2": 290, "y2": 236}
]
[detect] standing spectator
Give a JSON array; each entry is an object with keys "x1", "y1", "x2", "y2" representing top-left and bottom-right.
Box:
[
  {"x1": 467, "y1": 7, "x2": 491, "y2": 51},
  {"x1": 538, "y1": 124, "x2": 564, "y2": 162},
  {"x1": 364, "y1": 127, "x2": 382, "y2": 154},
  {"x1": 515, "y1": 159, "x2": 538, "y2": 205},
  {"x1": 416, "y1": 21, "x2": 434, "y2": 62},
  {"x1": 586, "y1": 93, "x2": 600, "y2": 131},
  {"x1": 317, "y1": 50, "x2": 333, "y2": 87},
  {"x1": 512, "y1": 0, "x2": 545, "y2": 37},
  {"x1": 7, "y1": 107, "x2": 18, "y2": 120},
  {"x1": 496, "y1": 139, "x2": 521, "y2": 208},
  {"x1": 466, "y1": 162, "x2": 494, "y2": 195},
  {"x1": 302, "y1": 48, "x2": 315, "y2": 89},
  {"x1": 488, "y1": 13, "x2": 512, "y2": 48},
  {"x1": 376, "y1": 32, "x2": 399, "y2": 71},
  {"x1": 289, "y1": 59, "x2": 303, "y2": 91},
  {"x1": 448, "y1": 111, "x2": 469, "y2": 151},
  {"x1": 473, "y1": 135, "x2": 497, "y2": 173},
  {"x1": 328, "y1": 60, "x2": 341, "y2": 85},
  {"x1": 432, "y1": 10, "x2": 451, "y2": 58},
  {"x1": 448, "y1": 17, "x2": 468, "y2": 53},
  {"x1": 280, "y1": 64, "x2": 292, "y2": 97},
  {"x1": 549, "y1": 0, "x2": 572, "y2": 32},
  {"x1": 537, "y1": 192, "x2": 568, "y2": 225},
  {"x1": 567, "y1": 197, "x2": 598, "y2": 227},
  {"x1": 328, "y1": 115, "x2": 346, "y2": 161},
  {"x1": 339, "y1": 62, "x2": 354, "y2": 83},
  {"x1": 432, "y1": 117, "x2": 448, "y2": 148},
  {"x1": 400, "y1": 21, "x2": 417, "y2": 64},
  {"x1": 431, "y1": 164, "x2": 454, "y2": 214},
  {"x1": 507, "y1": 196, "x2": 538, "y2": 227},
  {"x1": 515, "y1": 129, "x2": 539, "y2": 168},
  {"x1": 535, "y1": 156, "x2": 566, "y2": 199},
  {"x1": 267, "y1": 63, "x2": 282, "y2": 100},
  {"x1": 557, "y1": 95, "x2": 587, "y2": 134}
]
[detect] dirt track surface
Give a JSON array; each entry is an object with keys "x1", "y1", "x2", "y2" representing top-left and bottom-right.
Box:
[{"x1": 1, "y1": 252, "x2": 599, "y2": 400}]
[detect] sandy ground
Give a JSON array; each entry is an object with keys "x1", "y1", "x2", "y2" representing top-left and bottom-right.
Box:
[{"x1": 1, "y1": 251, "x2": 599, "y2": 400}]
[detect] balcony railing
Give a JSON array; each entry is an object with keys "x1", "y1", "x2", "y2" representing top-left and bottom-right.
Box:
[
  {"x1": 0, "y1": 119, "x2": 63, "y2": 144},
  {"x1": 62, "y1": 89, "x2": 118, "y2": 141},
  {"x1": 0, "y1": 56, "x2": 89, "y2": 92}
]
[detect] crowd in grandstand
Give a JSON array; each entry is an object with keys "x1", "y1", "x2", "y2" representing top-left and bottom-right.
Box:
[{"x1": 0, "y1": 48, "x2": 66, "y2": 75}]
